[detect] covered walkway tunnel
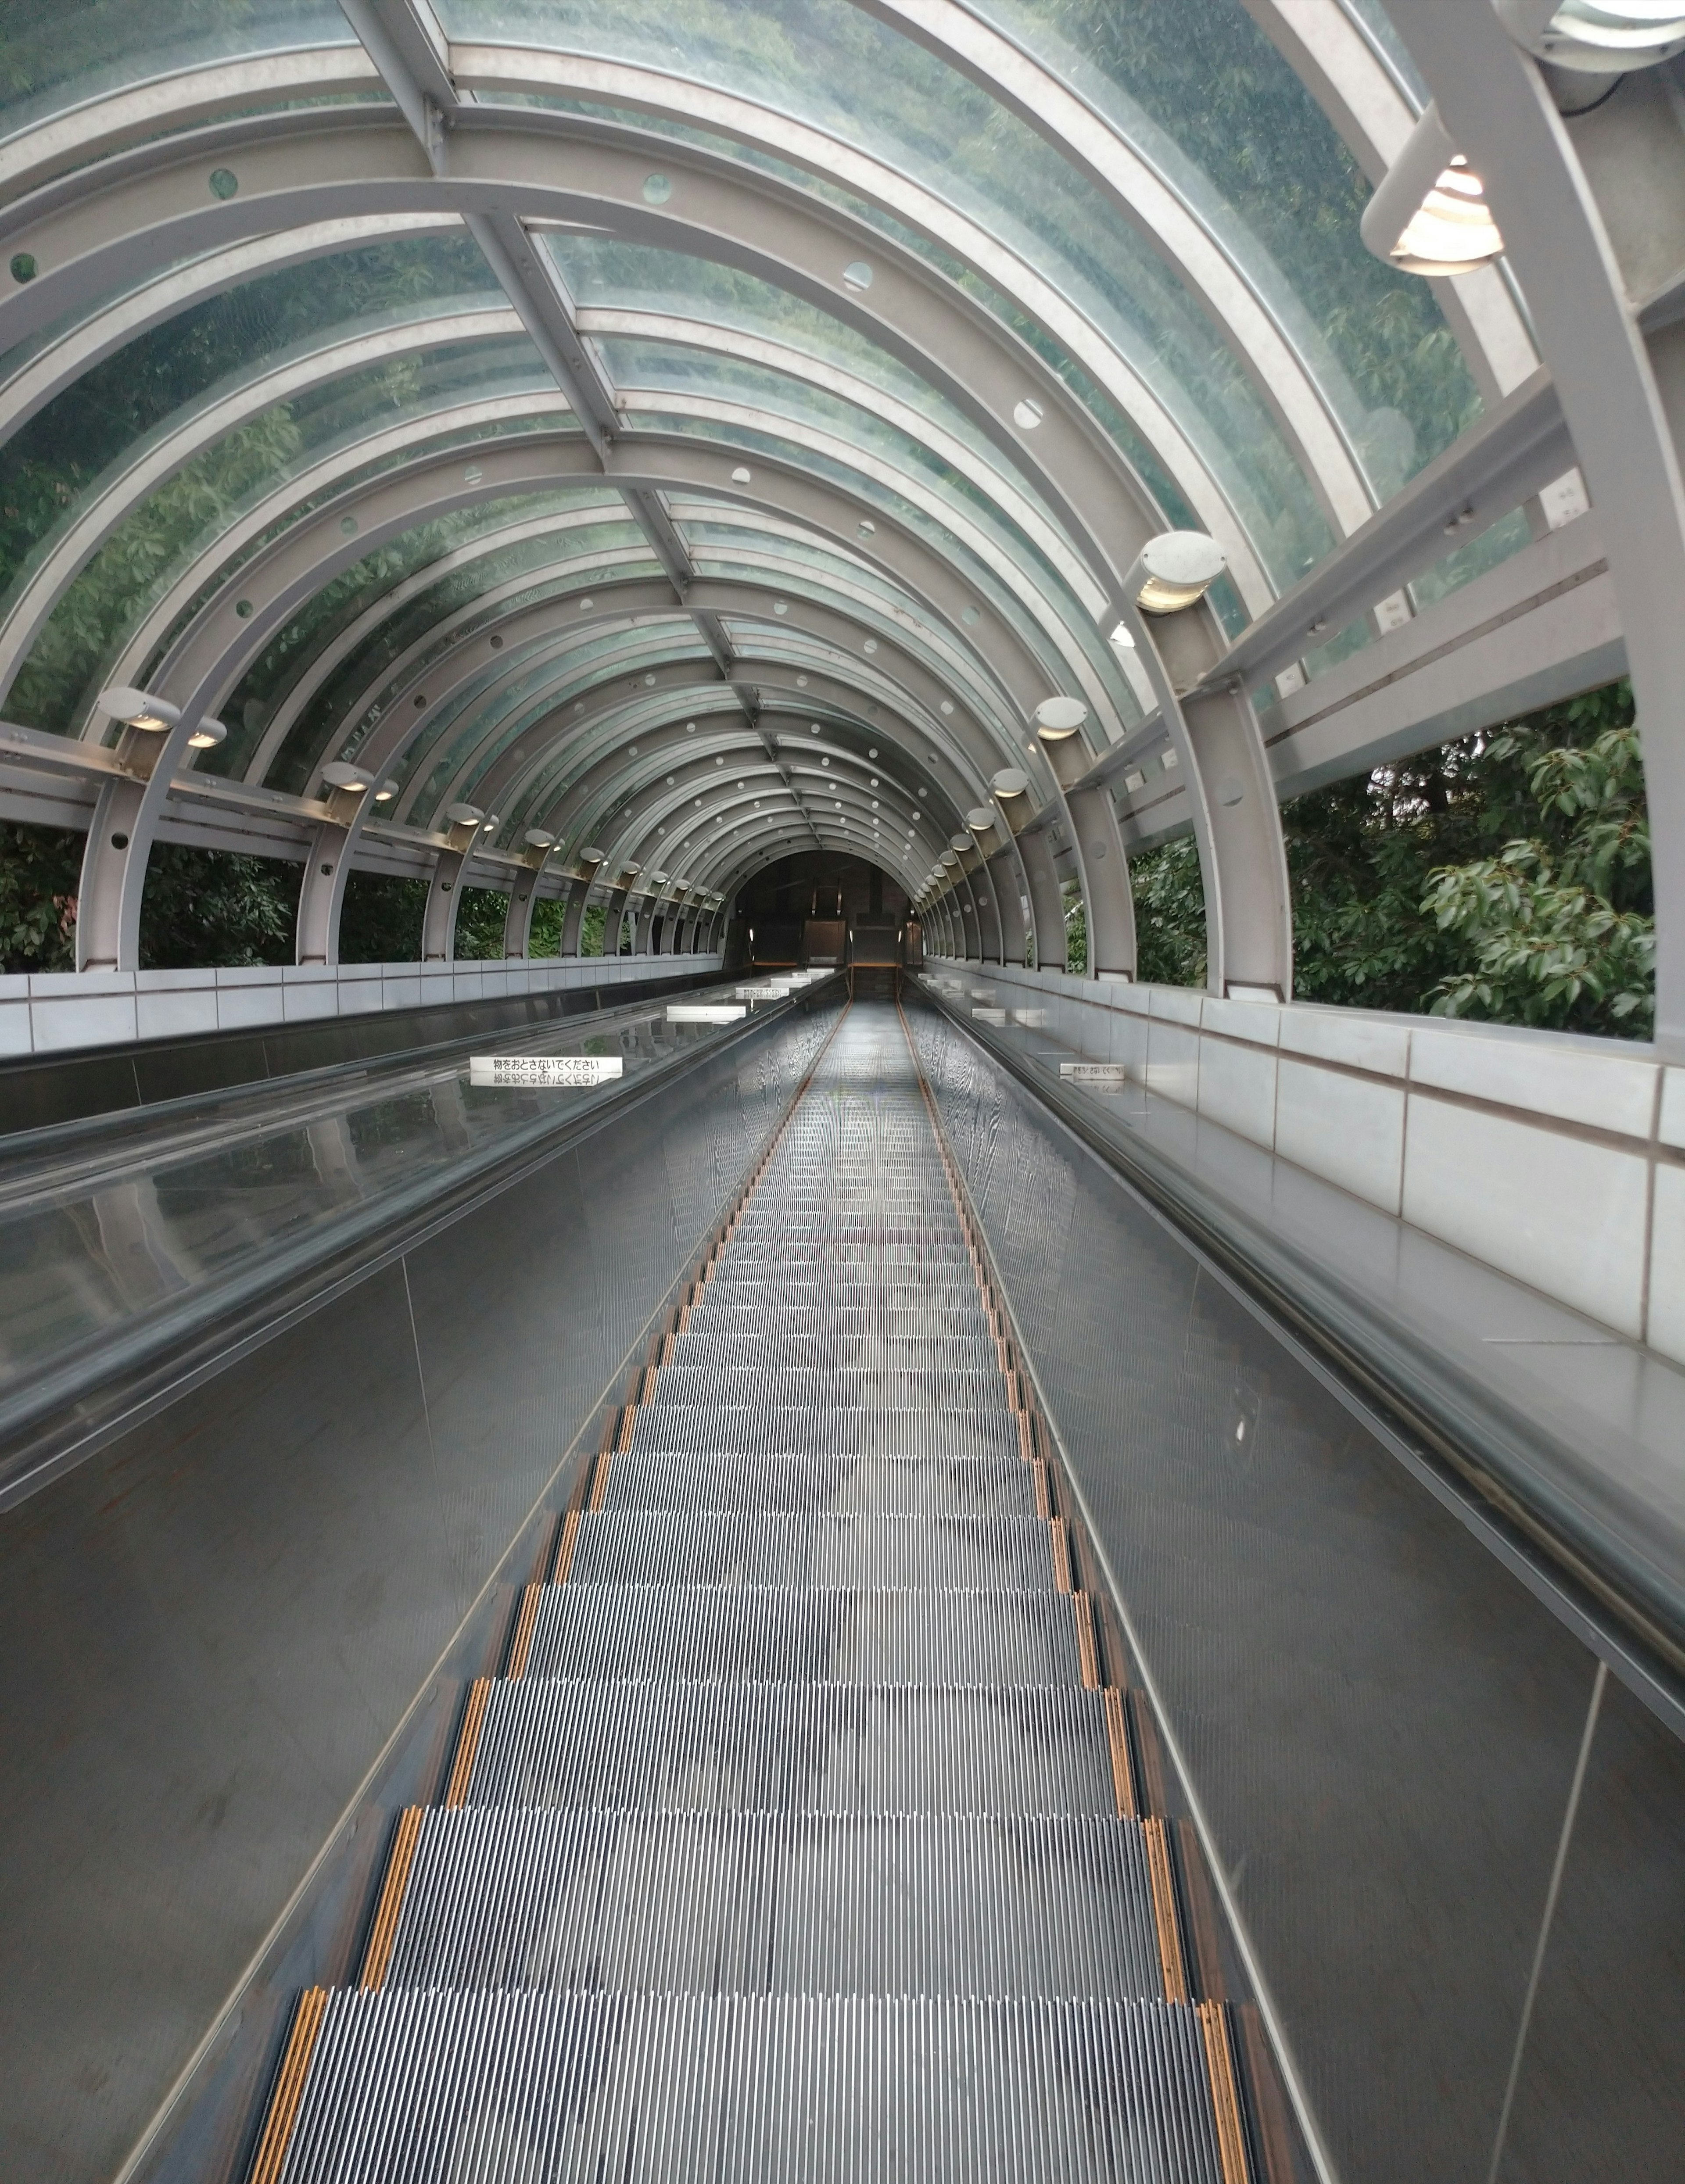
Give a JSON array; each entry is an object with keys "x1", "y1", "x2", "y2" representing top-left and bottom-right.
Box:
[{"x1": 1, "y1": 4, "x2": 1684, "y2": 2181}]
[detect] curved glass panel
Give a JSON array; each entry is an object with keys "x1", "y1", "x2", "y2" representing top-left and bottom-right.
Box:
[
  {"x1": 499, "y1": 91, "x2": 1230, "y2": 569},
  {"x1": 631, "y1": 407, "x2": 1136, "y2": 722},
  {"x1": 0, "y1": 231, "x2": 501, "y2": 584},
  {"x1": 440, "y1": 0, "x2": 1331, "y2": 585},
  {"x1": 233, "y1": 505, "x2": 644, "y2": 791},
  {"x1": 964, "y1": 0, "x2": 1479, "y2": 492},
  {"x1": 277, "y1": 502, "x2": 634, "y2": 781},
  {"x1": 0, "y1": 0, "x2": 357, "y2": 145},
  {"x1": 398, "y1": 616, "x2": 705, "y2": 823}
]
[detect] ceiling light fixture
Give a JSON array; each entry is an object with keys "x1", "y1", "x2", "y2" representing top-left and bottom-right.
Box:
[
  {"x1": 1034, "y1": 696, "x2": 1088, "y2": 741},
  {"x1": 1127, "y1": 533, "x2": 1227, "y2": 616},
  {"x1": 1360, "y1": 104, "x2": 1503, "y2": 278},
  {"x1": 321, "y1": 760, "x2": 371, "y2": 791},
  {"x1": 187, "y1": 718, "x2": 228, "y2": 751},
  {"x1": 99, "y1": 685, "x2": 180, "y2": 731},
  {"x1": 1498, "y1": 0, "x2": 1685, "y2": 68}
]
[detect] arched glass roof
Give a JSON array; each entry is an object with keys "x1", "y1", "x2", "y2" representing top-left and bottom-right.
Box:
[{"x1": 0, "y1": 0, "x2": 1544, "y2": 963}]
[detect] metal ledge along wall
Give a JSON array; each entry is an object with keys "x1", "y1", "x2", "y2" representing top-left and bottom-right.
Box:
[
  {"x1": 906, "y1": 995, "x2": 1685, "y2": 2184},
  {"x1": 0, "y1": 993, "x2": 838, "y2": 2184}
]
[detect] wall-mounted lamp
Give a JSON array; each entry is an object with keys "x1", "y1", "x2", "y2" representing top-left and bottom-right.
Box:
[
  {"x1": 373, "y1": 778, "x2": 400, "y2": 803},
  {"x1": 1034, "y1": 697, "x2": 1088, "y2": 741},
  {"x1": 445, "y1": 803, "x2": 484, "y2": 827},
  {"x1": 1497, "y1": 0, "x2": 1685, "y2": 70},
  {"x1": 1360, "y1": 104, "x2": 1503, "y2": 278},
  {"x1": 186, "y1": 718, "x2": 228, "y2": 752},
  {"x1": 581, "y1": 846, "x2": 606, "y2": 864},
  {"x1": 1129, "y1": 532, "x2": 1227, "y2": 615},
  {"x1": 523, "y1": 829, "x2": 555, "y2": 850},
  {"x1": 321, "y1": 760, "x2": 371, "y2": 792},
  {"x1": 99, "y1": 685, "x2": 180, "y2": 731}
]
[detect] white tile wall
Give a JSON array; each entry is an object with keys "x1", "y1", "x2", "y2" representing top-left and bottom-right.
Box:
[
  {"x1": 1274, "y1": 1056, "x2": 1405, "y2": 1215},
  {"x1": 926, "y1": 963, "x2": 1667, "y2": 1351},
  {"x1": 1403, "y1": 1096, "x2": 1649, "y2": 1336},
  {"x1": 0, "y1": 955, "x2": 724, "y2": 1062},
  {"x1": 1646, "y1": 1164, "x2": 1685, "y2": 1366}
]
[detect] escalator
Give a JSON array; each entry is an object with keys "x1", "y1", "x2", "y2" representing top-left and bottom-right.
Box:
[{"x1": 247, "y1": 1003, "x2": 1263, "y2": 2183}]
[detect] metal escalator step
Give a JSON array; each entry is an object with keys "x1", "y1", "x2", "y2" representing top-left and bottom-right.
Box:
[
  {"x1": 522, "y1": 1584, "x2": 1086, "y2": 1686},
  {"x1": 384, "y1": 1808, "x2": 1164, "y2": 1999},
  {"x1": 464, "y1": 1681, "x2": 1116, "y2": 1815},
  {"x1": 682, "y1": 1303, "x2": 991, "y2": 1334},
  {"x1": 568, "y1": 1510, "x2": 1058, "y2": 1589},
  {"x1": 642, "y1": 1367, "x2": 1009, "y2": 1409},
  {"x1": 282, "y1": 1991, "x2": 1226, "y2": 2184},
  {"x1": 598, "y1": 1449, "x2": 1034, "y2": 1518},
  {"x1": 668, "y1": 1332, "x2": 1000, "y2": 1370},
  {"x1": 624, "y1": 1406, "x2": 1020, "y2": 1460}
]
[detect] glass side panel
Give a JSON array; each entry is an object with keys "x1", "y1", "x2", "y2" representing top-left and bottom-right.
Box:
[
  {"x1": 439, "y1": 0, "x2": 1330, "y2": 588},
  {"x1": 964, "y1": 0, "x2": 1478, "y2": 494},
  {"x1": 7, "y1": 338, "x2": 563, "y2": 740},
  {"x1": 0, "y1": 993, "x2": 754, "y2": 1421},
  {"x1": 0, "y1": 0, "x2": 356, "y2": 145}
]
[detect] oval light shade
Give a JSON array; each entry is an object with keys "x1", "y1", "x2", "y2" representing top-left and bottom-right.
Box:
[
  {"x1": 99, "y1": 685, "x2": 180, "y2": 730},
  {"x1": 186, "y1": 717, "x2": 228, "y2": 751},
  {"x1": 1034, "y1": 695, "x2": 1088, "y2": 739},
  {"x1": 1497, "y1": 0, "x2": 1685, "y2": 70},
  {"x1": 991, "y1": 769, "x2": 1029, "y2": 798},
  {"x1": 1134, "y1": 532, "x2": 1226, "y2": 615},
  {"x1": 580, "y1": 846, "x2": 606, "y2": 863},
  {"x1": 965, "y1": 807, "x2": 997, "y2": 833},
  {"x1": 373, "y1": 778, "x2": 401, "y2": 802},
  {"x1": 523, "y1": 829, "x2": 555, "y2": 849},
  {"x1": 445, "y1": 802, "x2": 484, "y2": 825},
  {"x1": 321, "y1": 760, "x2": 372, "y2": 791}
]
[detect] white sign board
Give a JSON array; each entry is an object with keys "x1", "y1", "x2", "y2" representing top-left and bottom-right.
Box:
[
  {"x1": 972, "y1": 1007, "x2": 1007, "y2": 1024},
  {"x1": 667, "y1": 1003, "x2": 748, "y2": 1024},
  {"x1": 470, "y1": 1054, "x2": 624, "y2": 1087},
  {"x1": 1059, "y1": 1061, "x2": 1130, "y2": 1085},
  {"x1": 736, "y1": 984, "x2": 791, "y2": 1001}
]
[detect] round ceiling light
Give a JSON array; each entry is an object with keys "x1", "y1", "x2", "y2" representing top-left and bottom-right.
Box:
[{"x1": 1034, "y1": 696, "x2": 1088, "y2": 740}]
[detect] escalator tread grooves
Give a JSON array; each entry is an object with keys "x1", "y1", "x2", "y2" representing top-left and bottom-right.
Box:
[{"x1": 250, "y1": 1004, "x2": 1253, "y2": 2182}]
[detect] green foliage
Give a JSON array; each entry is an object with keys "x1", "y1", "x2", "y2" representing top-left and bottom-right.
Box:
[
  {"x1": 339, "y1": 871, "x2": 425, "y2": 963},
  {"x1": 1117, "y1": 680, "x2": 1652, "y2": 1037},
  {"x1": 137, "y1": 846, "x2": 294, "y2": 969},
  {"x1": 579, "y1": 902, "x2": 607, "y2": 957},
  {"x1": 1130, "y1": 835, "x2": 1207, "y2": 989},
  {"x1": 1061, "y1": 878, "x2": 1087, "y2": 975},
  {"x1": 1420, "y1": 711, "x2": 1652, "y2": 1034},
  {"x1": 452, "y1": 886, "x2": 510, "y2": 960},
  {"x1": 0, "y1": 821, "x2": 79, "y2": 974},
  {"x1": 529, "y1": 898, "x2": 565, "y2": 957}
]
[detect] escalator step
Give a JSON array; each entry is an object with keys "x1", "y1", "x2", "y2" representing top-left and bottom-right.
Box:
[
  {"x1": 463, "y1": 1680, "x2": 1118, "y2": 1814},
  {"x1": 597, "y1": 1449, "x2": 1034, "y2": 1518},
  {"x1": 624, "y1": 1406, "x2": 1020, "y2": 1459},
  {"x1": 282, "y1": 1990, "x2": 1227, "y2": 2184},
  {"x1": 383, "y1": 1808, "x2": 1165, "y2": 1998},
  {"x1": 638, "y1": 1366, "x2": 1010, "y2": 1408},
  {"x1": 521, "y1": 1584, "x2": 1086, "y2": 1686},
  {"x1": 568, "y1": 1510, "x2": 1059, "y2": 1589},
  {"x1": 668, "y1": 1332, "x2": 1000, "y2": 1369}
]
